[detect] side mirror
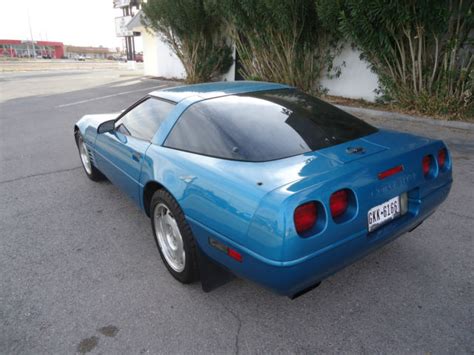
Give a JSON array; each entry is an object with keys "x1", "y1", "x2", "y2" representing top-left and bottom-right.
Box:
[{"x1": 97, "y1": 120, "x2": 115, "y2": 134}]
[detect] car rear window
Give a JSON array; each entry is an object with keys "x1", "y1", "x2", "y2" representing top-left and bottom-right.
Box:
[{"x1": 164, "y1": 89, "x2": 378, "y2": 162}]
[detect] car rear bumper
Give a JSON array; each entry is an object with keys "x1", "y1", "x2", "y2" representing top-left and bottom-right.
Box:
[{"x1": 189, "y1": 180, "x2": 452, "y2": 297}]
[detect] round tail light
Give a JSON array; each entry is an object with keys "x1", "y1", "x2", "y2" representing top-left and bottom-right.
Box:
[
  {"x1": 438, "y1": 148, "x2": 447, "y2": 169},
  {"x1": 294, "y1": 202, "x2": 317, "y2": 234},
  {"x1": 330, "y1": 189, "x2": 349, "y2": 218},
  {"x1": 422, "y1": 155, "x2": 433, "y2": 176}
]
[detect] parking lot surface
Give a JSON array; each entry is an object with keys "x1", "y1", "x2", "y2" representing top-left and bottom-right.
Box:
[{"x1": 1, "y1": 69, "x2": 473, "y2": 354}]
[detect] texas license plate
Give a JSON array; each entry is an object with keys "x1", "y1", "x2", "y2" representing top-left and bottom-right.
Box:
[{"x1": 368, "y1": 196, "x2": 401, "y2": 232}]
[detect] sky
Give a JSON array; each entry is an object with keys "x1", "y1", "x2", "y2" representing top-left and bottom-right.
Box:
[{"x1": 0, "y1": 0, "x2": 138, "y2": 49}]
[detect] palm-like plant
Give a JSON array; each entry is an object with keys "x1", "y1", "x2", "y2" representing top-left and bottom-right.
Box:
[{"x1": 142, "y1": 0, "x2": 233, "y2": 83}]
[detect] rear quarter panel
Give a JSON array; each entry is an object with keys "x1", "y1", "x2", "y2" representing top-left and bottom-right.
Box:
[{"x1": 141, "y1": 146, "x2": 272, "y2": 253}]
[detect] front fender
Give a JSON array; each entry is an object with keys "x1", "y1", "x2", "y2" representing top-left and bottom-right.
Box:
[{"x1": 75, "y1": 113, "x2": 118, "y2": 145}]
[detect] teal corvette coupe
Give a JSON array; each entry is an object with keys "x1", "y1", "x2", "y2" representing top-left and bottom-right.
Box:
[{"x1": 74, "y1": 81, "x2": 452, "y2": 298}]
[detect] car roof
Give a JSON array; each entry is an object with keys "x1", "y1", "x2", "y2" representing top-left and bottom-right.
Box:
[{"x1": 149, "y1": 81, "x2": 292, "y2": 103}]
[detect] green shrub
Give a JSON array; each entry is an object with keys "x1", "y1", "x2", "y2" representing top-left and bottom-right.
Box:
[
  {"x1": 142, "y1": 0, "x2": 233, "y2": 83},
  {"x1": 220, "y1": 0, "x2": 340, "y2": 93},
  {"x1": 333, "y1": 0, "x2": 473, "y2": 118}
]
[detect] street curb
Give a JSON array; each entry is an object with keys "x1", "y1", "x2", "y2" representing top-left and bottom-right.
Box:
[{"x1": 336, "y1": 104, "x2": 474, "y2": 131}]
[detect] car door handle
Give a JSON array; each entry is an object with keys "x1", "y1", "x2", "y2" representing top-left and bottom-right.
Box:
[{"x1": 132, "y1": 152, "x2": 142, "y2": 162}]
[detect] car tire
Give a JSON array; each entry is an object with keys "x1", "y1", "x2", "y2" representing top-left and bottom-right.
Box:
[
  {"x1": 150, "y1": 189, "x2": 199, "y2": 284},
  {"x1": 75, "y1": 132, "x2": 105, "y2": 181}
]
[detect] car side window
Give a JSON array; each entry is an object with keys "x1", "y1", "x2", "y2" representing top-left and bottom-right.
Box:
[{"x1": 116, "y1": 98, "x2": 175, "y2": 141}]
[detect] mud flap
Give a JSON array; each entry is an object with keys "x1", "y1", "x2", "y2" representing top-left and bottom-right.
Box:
[
  {"x1": 196, "y1": 245, "x2": 235, "y2": 292},
  {"x1": 289, "y1": 281, "x2": 321, "y2": 300}
]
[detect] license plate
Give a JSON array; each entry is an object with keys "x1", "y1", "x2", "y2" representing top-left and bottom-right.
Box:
[{"x1": 368, "y1": 196, "x2": 401, "y2": 232}]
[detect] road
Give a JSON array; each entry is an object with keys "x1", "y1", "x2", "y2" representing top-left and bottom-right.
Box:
[
  {"x1": 1, "y1": 69, "x2": 473, "y2": 354},
  {"x1": 0, "y1": 59, "x2": 140, "y2": 74}
]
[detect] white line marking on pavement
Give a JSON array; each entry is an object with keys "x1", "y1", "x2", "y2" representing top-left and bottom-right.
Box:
[
  {"x1": 56, "y1": 84, "x2": 167, "y2": 108},
  {"x1": 109, "y1": 80, "x2": 143, "y2": 87}
]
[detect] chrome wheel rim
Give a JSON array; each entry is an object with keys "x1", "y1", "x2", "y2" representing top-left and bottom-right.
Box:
[
  {"x1": 78, "y1": 137, "x2": 92, "y2": 175},
  {"x1": 154, "y1": 203, "x2": 185, "y2": 272}
]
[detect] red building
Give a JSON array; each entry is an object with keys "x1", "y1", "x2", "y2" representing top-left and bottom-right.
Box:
[{"x1": 0, "y1": 39, "x2": 64, "y2": 58}]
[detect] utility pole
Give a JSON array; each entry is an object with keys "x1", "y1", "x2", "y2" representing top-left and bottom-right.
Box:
[
  {"x1": 122, "y1": 5, "x2": 135, "y2": 61},
  {"x1": 27, "y1": 8, "x2": 36, "y2": 58}
]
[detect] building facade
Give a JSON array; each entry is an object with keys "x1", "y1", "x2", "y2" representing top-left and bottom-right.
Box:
[
  {"x1": 64, "y1": 45, "x2": 113, "y2": 59},
  {"x1": 0, "y1": 39, "x2": 64, "y2": 58}
]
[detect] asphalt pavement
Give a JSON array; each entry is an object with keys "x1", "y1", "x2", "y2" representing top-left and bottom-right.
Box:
[{"x1": 1, "y1": 68, "x2": 473, "y2": 354}]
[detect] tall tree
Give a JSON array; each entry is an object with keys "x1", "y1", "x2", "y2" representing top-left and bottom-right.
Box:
[
  {"x1": 220, "y1": 0, "x2": 340, "y2": 93},
  {"x1": 142, "y1": 0, "x2": 233, "y2": 83}
]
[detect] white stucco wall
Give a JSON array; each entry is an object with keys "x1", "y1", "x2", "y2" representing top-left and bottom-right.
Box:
[
  {"x1": 321, "y1": 46, "x2": 380, "y2": 102},
  {"x1": 139, "y1": 30, "x2": 378, "y2": 100},
  {"x1": 142, "y1": 31, "x2": 159, "y2": 77},
  {"x1": 221, "y1": 44, "x2": 236, "y2": 81},
  {"x1": 140, "y1": 29, "x2": 235, "y2": 81},
  {"x1": 141, "y1": 31, "x2": 186, "y2": 79},
  {"x1": 155, "y1": 37, "x2": 186, "y2": 79}
]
